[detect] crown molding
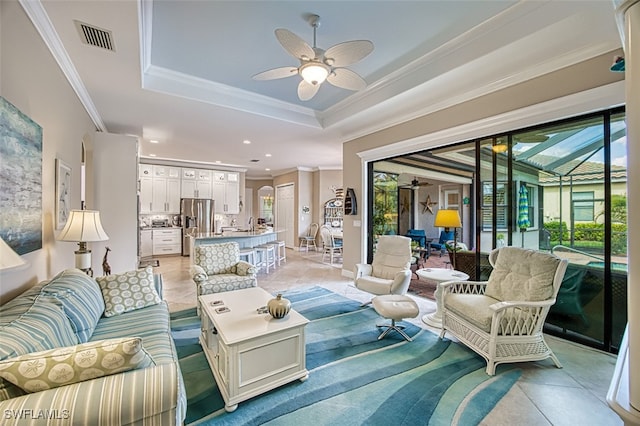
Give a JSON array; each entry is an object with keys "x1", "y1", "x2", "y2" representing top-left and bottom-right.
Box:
[
  {"x1": 19, "y1": 0, "x2": 106, "y2": 132},
  {"x1": 142, "y1": 65, "x2": 322, "y2": 129},
  {"x1": 139, "y1": 156, "x2": 247, "y2": 173}
]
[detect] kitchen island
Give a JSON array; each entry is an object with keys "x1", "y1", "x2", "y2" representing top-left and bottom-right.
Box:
[{"x1": 187, "y1": 228, "x2": 284, "y2": 256}]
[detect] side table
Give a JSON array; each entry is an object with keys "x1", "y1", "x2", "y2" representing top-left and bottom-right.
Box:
[{"x1": 416, "y1": 268, "x2": 469, "y2": 328}]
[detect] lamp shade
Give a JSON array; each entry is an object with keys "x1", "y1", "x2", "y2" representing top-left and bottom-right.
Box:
[
  {"x1": 300, "y1": 62, "x2": 329, "y2": 85},
  {"x1": 434, "y1": 209, "x2": 462, "y2": 228},
  {"x1": 0, "y1": 237, "x2": 26, "y2": 271},
  {"x1": 58, "y1": 210, "x2": 109, "y2": 242}
]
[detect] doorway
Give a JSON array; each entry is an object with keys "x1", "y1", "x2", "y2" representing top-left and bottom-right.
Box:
[{"x1": 276, "y1": 183, "x2": 295, "y2": 248}]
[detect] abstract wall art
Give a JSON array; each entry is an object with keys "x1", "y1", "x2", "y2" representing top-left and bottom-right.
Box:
[
  {"x1": 0, "y1": 96, "x2": 43, "y2": 255},
  {"x1": 56, "y1": 159, "x2": 71, "y2": 230}
]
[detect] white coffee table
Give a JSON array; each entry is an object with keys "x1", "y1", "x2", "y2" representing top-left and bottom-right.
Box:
[
  {"x1": 416, "y1": 268, "x2": 469, "y2": 328},
  {"x1": 199, "y1": 287, "x2": 309, "y2": 412}
]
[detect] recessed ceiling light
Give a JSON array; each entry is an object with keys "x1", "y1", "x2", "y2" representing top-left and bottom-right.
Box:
[
  {"x1": 265, "y1": 168, "x2": 271, "y2": 171},
  {"x1": 215, "y1": 160, "x2": 222, "y2": 164},
  {"x1": 149, "y1": 153, "x2": 157, "y2": 157},
  {"x1": 243, "y1": 140, "x2": 251, "y2": 144},
  {"x1": 265, "y1": 153, "x2": 272, "y2": 157},
  {"x1": 150, "y1": 140, "x2": 159, "y2": 144}
]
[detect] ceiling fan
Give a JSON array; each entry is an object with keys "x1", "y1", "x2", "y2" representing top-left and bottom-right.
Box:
[
  {"x1": 399, "y1": 177, "x2": 433, "y2": 190},
  {"x1": 252, "y1": 14, "x2": 374, "y2": 101}
]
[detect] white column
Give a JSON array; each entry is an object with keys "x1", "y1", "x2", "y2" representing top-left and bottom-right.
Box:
[
  {"x1": 608, "y1": 1, "x2": 640, "y2": 423},
  {"x1": 624, "y1": 0, "x2": 640, "y2": 412}
]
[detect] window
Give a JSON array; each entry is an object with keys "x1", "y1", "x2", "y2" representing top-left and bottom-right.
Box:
[
  {"x1": 482, "y1": 181, "x2": 507, "y2": 230},
  {"x1": 573, "y1": 191, "x2": 594, "y2": 221}
]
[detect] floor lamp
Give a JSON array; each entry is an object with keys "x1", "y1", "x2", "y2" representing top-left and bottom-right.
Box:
[
  {"x1": 58, "y1": 209, "x2": 109, "y2": 276},
  {"x1": 434, "y1": 209, "x2": 462, "y2": 269}
]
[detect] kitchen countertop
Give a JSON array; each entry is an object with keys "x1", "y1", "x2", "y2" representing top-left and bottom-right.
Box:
[
  {"x1": 191, "y1": 229, "x2": 283, "y2": 239},
  {"x1": 139, "y1": 226, "x2": 182, "y2": 230}
]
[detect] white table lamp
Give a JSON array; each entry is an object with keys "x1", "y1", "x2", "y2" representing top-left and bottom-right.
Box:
[{"x1": 58, "y1": 209, "x2": 109, "y2": 276}]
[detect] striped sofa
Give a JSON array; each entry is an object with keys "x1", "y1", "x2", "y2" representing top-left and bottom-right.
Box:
[{"x1": 0, "y1": 268, "x2": 186, "y2": 425}]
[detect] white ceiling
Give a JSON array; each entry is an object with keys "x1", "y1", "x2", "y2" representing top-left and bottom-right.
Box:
[{"x1": 27, "y1": 1, "x2": 621, "y2": 178}]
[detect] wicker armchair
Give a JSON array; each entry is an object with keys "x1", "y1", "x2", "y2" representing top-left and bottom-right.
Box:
[{"x1": 440, "y1": 246, "x2": 568, "y2": 375}]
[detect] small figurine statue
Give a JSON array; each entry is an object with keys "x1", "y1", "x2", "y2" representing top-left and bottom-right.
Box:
[{"x1": 102, "y1": 247, "x2": 112, "y2": 276}]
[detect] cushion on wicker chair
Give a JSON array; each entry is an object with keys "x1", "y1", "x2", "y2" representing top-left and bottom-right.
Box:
[
  {"x1": 485, "y1": 247, "x2": 560, "y2": 302},
  {"x1": 443, "y1": 293, "x2": 500, "y2": 332}
]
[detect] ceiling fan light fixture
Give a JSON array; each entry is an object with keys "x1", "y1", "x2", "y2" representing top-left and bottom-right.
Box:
[
  {"x1": 300, "y1": 62, "x2": 329, "y2": 85},
  {"x1": 492, "y1": 143, "x2": 508, "y2": 153}
]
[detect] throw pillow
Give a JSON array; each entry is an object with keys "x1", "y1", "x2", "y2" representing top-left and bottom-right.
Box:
[
  {"x1": 485, "y1": 247, "x2": 561, "y2": 302},
  {"x1": 0, "y1": 337, "x2": 154, "y2": 393},
  {"x1": 96, "y1": 266, "x2": 161, "y2": 317},
  {"x1": 42, "y1": 269, "x2": 106, "y2": 343}
]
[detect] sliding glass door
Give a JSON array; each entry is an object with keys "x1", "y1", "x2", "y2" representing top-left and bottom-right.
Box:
[{"x1": 367, "y1": 107, "x2": 626, "y2": 353}]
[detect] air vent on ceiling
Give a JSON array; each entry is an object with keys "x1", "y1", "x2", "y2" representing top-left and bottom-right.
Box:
[
  {"x1": 74, "y1": 20, "x2": 115, "y2": 52},
  {"x1": 250, "y1": 159, "x2": 260, "y2": 163}
]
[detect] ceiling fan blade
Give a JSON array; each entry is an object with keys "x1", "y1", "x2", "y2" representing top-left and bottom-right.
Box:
[
  {"x1": 327, "y1": 68, "x2": 367, "y2": 91},
  {"x1": 324, "y1": 40, "x2": 374, "y2": 67},
  {"x1": 275, "y1": 29, "x2": 315, "y2": 60},
  {"x1": 252, "y1": 66, "x2": 298, "y2": 81},
  {"x1": 297, "y1": 80, "x2": 320, "y2": 101}
]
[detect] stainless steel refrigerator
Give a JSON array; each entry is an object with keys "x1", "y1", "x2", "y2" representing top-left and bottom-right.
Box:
[{"x1": 181, "y1": 198, "x2": 215, "y2": 256}]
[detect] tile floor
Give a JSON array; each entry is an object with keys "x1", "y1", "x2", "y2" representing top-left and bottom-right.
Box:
[{"x1": 155, "y1": 249, "x2": 622, "y2": 425}]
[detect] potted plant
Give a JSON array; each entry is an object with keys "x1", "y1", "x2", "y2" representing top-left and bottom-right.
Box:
[{"x1": 496, "y1": 233, "x2": 506, "y2": 247}]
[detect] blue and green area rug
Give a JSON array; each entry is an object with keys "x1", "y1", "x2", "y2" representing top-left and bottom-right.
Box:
[{"x1": 170, "y1": 286, "x2": 521, "y2": 425}]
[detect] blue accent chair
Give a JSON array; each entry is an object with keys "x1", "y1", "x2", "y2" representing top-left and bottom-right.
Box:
[
  {"x1": 405, "y1": 229, "x2": 426, "y2": 248},
  {"x1": 430, "y1": 230, "x2": 455, "y2": 256}
]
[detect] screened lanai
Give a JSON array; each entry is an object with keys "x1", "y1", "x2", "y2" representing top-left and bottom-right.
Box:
[{"x1": 370, "y1": 107, "x2": 627, "y2": 352}]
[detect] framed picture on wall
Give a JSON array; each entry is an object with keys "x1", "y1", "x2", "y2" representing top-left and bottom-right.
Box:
[{"x1": 56, "y1": 158, "x2": 71, "y2": 230}]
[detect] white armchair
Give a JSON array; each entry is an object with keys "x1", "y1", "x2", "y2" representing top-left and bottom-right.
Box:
[
  {"x1": 440, "y1": 246, "x2": 568, "y2": 375},
  {"x1": 354, "y1": 235, "x2": 412, "y2": 302}
]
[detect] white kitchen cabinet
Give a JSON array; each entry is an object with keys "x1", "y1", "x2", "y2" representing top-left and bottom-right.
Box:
[
  {"x1": 140, "y1": 229, "x2": 153, "y2": 258},
  {"x1": 152, "y1": 177, "x2": 181, "y2": 213},
  {"x1": 181, "y1": 168, "x2": 212, "y2": 199},
  {"x1": 139, "y1": 165, "x2": 180, "y2": 213},
  {"x1": 139, "y1": 176, "x2": 153, "y2": 213},
  {"x1": 152, "y1": 228, "x2": 181, "y2": 255},
  {"x1": 153, "y1": 166, "x2": 180, "y2": 179},
  {"x1": 213, "y1": 172, "x2": 239, "y2": 214},
  {"x1": 139, "y1": 164, "x2": 153, "y2": 178}
]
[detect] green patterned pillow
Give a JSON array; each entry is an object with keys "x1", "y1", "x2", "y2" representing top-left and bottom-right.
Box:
[
  {"x1": 0, "y1": 337, "x2": 154, "y2": 393},
  {"x1": 96, "y1": 266, "x2": 161, "y2": 317}
]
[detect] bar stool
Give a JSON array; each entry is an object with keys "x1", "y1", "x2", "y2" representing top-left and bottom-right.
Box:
[
  {"x1": 267, "y1": 240, "x2": 286, "y2": 266},
  {"x1": 254, "y1": 244, "x2": 276, "y2": 273},
  {"x1": 239, "y1": 247, "x2": 256, "y2": 266}
]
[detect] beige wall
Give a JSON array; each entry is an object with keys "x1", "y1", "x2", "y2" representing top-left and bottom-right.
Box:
[
  {"x1": 342, "y1": 51, "x2": 624, "y2": 272},
  {"x1": 297, "y1": 170, "x2": 313, "y2": 239},
  {"x1": 270, "y1": 168, "x2": 342, "y2": 247},
  {"x1": 1, "y1": 0, "x2": 97, "y2": 302}
]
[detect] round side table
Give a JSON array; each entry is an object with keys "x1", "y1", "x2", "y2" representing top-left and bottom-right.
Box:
[{"x1": 416, "y1": 268, "x2": 469, "y2": 328}]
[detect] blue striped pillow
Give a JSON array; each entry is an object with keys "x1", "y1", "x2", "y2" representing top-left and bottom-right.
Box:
[
  {"x1": 42, "y1": 269, "x2": 106, "y2": 343},
  {"x1": 0, "y1": 296, "x2": 78, "y2": 359},
  {"x1": 0, "y1": 296, "x2": 80, "y2": 402}
]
